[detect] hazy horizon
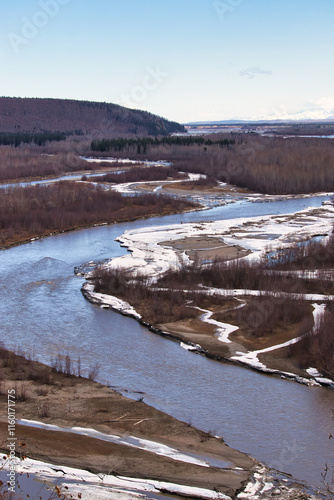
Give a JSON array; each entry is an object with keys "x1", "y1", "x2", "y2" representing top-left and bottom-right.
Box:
[{"x1": 1, "y1": 0, "x2": 334, "y2": 123}]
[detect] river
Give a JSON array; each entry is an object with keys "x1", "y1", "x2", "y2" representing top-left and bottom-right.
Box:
[{"x1": 0, "y1": 194, "x2": 333, "y2": 492}]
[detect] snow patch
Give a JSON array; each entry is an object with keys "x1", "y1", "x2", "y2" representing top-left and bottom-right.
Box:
[
  {"x1": 16, "y1": 419, "x2": 209, "y2": 467},
  {"x1": 0, "y1": 456, "x2": 231, "y2": 500},
  {"x1": 195, "y1": 307, "x2": 238, "y2": 344}
]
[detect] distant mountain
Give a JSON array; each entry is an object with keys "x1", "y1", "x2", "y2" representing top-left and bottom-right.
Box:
[
  {"x1": 186, "y1": 116, "x2": 334, "y2": 126},
  {"x1": 0, "y1": 97, "x2": 185, "y2": 137}
]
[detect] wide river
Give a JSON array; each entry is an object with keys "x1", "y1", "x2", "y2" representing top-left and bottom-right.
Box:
[{"x1": 1, "y1": 194, "x2": 333, "y2": 491}]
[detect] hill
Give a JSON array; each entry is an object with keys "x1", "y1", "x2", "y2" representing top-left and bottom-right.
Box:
[{"x1": 0, "y1": 97, "x2": 185, "y2": 138}]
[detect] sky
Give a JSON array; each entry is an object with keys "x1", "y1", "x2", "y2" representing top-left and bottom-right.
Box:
[{"x1": 1, "y1": 0, "x2": 334, "y2": 123}]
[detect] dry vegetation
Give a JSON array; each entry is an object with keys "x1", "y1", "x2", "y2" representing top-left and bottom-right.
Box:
[
  {"x1": 289, "y1": 304, "x2": 334, "y2": 379},
  {"x1": 231, "y1": 296, "x2": 311, "y2": 339},
  {"x1": 0, "y1": 182, "x2": 196, "y2": 247},
  {"x1": 90, "y1": 268, "x2": 201, "y2": 324},
  {"x1": 88, "y1": 165, "x2": 187, "y2": 184},
  {"x1": 177, "y1": 135, "x2": 334, "y2": 194},
  {"x1": 95, "y1": 134, "x2": 334, "y2": 194},
  {"x1": 0, "y1": 147, "x2": 89, "y2": 182},
  {"x1": 88, "y1": 231, "x2": 334, "y2": 378},
  {"x1": 179, "y1": 175, "x2": 219, "y2": 187}
]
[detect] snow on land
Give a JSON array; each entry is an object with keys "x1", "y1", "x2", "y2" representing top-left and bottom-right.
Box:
[
  {"x1": 236, "y1": 465, "x2": 319, "y2": 500},
  {"x1": 312, "y1": 303, "x2": 327, "y2": 326},
  {"x1": 16, "y1": 419, "x2": 210, "y2": 468},
  {"x1": 180, "y1": 341, "x2": 203, "y2": 351},
  {"x1": 81, "y1": 157, "x2": 142, "y2": 165},
  {"x1": 0, "y1": 456, "x2": 232, "y2": 500},
  {"x1": 199, "y1": 286, "x2": 334, "y2": 302},
  {"x1": 230, "y1": 302, "x2": 334, "y2": 388},
  {"x1": 103, "y1": 203, "x2": 334, "y2": 279},
  {"x1": 111, "y1": 173, "x2": 207, "y2": 195},
  {"x1": 306, "y1": 367, "x2": 334, "y2": 387},
  {"x1": 83, "y1": 281, "x2": 142, "y2": 319},
  {"x1": 231, "y1": 334, "x2": 304, "y2": 372},
  {"x1": 86, "y1": 202, "x2": 334, "y2": 386},
  {"x1": 237, "y1": 468, "x2": 274, "y2": 499},
  {"x1": 194, "y1": 307, "x2": 238, "y2": 344}
]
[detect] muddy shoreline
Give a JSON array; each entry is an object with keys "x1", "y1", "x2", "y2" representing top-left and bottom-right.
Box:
[
  {"x1": 81, "y1": 282, "x2": 333, "y2": 391},
  {"x1": 0, "y1": 348, "x2": 323, "y2": 499},
  {"x1": 0, "y1": 348, "x2": 256, "y2": 498}
]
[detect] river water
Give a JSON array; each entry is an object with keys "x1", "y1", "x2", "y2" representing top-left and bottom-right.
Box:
[{"x1": 0, "y1": 194, "x2": 333, "y2": 491}]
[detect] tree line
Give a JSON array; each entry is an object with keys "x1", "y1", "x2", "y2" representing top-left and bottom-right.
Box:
[
  {"x1": 91, "y1": 134, "x2": 334, "y2": 194},
  {"x1": 0, "y1": 149, "x2": 90, "y2": 182},
  {"x1": 0, "y1": 131, "x2": 67, "y2": 147},
  {"x1": 91, "y1": 136, "x2": 236, "y2": 154},
  {"x1": 0, "y1": 182, "x2": 196, "y2": 247}
]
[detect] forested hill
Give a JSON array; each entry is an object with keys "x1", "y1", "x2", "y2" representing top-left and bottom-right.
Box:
[{"x1": 0, "y1": 97, "x2": 185, "y2": 137}]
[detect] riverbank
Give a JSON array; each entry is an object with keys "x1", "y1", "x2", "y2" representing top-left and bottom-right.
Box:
[
  {"x1": 0, "y1": 183, "x2": 199, "y2": 249},
  {"x1": 0, "y1": 348, "x2": 253, "y2": 498},
  {"x1": 82, "y1": 201, "x2": 334, "y2": 389},
  {"x1": 0, "y1": 348, "x2": 324, "y2": 499},
  {"x1": 2, "y1": 190, "x2": 333, "y2": 496}
]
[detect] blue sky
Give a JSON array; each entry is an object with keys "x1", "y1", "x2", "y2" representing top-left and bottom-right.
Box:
[{"x1": 1, "y1": 0, "x2": 334, "y2": 123}]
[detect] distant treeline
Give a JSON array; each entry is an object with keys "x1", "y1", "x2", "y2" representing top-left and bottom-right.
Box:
[
  {"x1": 173, "y1": 136, "x2": 334, "y2": 195},
  {"x1": 0, "y1": 97, "x2": 185, "y2": 137},
  {"x1": 91, "y1": 136, "x2": 235, "y2": 154},
  {"x1": 0, "y1": 132, "x2": 67, "y2": 147},
  {"x1": 91, "y1": 134, "x2": 334, "y2": 194}
]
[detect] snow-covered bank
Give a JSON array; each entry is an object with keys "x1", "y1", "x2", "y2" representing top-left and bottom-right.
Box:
[
  {"x1": 83, "y1": 281, "x2": 142, "y2": 318},
  {"x1": 104, "y1": 202, "x2": 334, "y2": 277},
  {"x1": 81, "y1": 281, "x2": 206, "y2": 355},
  {"x1": 17, "y1": 418, "x2": 211, "y2": 468},
  {"x1": 230, "y1": 303, "x2": 334, "y2": 389},
  {"x1": 0, "y1": 456, "x2": 321, "y2": 500},
  {"x1": 0, "y1": 456, "x2": 231, "y2": 500},
  {"x1": 237, "y1": 466, "x2": 321, "y2": 500},
  {"x1": 82, "y1": 281, "x2": 334, "y2": 389},
  {"x1": 82, "y1": 201, "x2": 334, "y2": 389}
]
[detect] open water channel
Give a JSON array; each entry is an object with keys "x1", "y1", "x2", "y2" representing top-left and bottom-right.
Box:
[{"x1": 0, "y1": 192, "x2": 333, "y2": 491}]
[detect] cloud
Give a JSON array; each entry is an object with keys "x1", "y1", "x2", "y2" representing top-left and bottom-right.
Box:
[{"x1": 239, "y1": 66, "x2": 272, "y2": 79}]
